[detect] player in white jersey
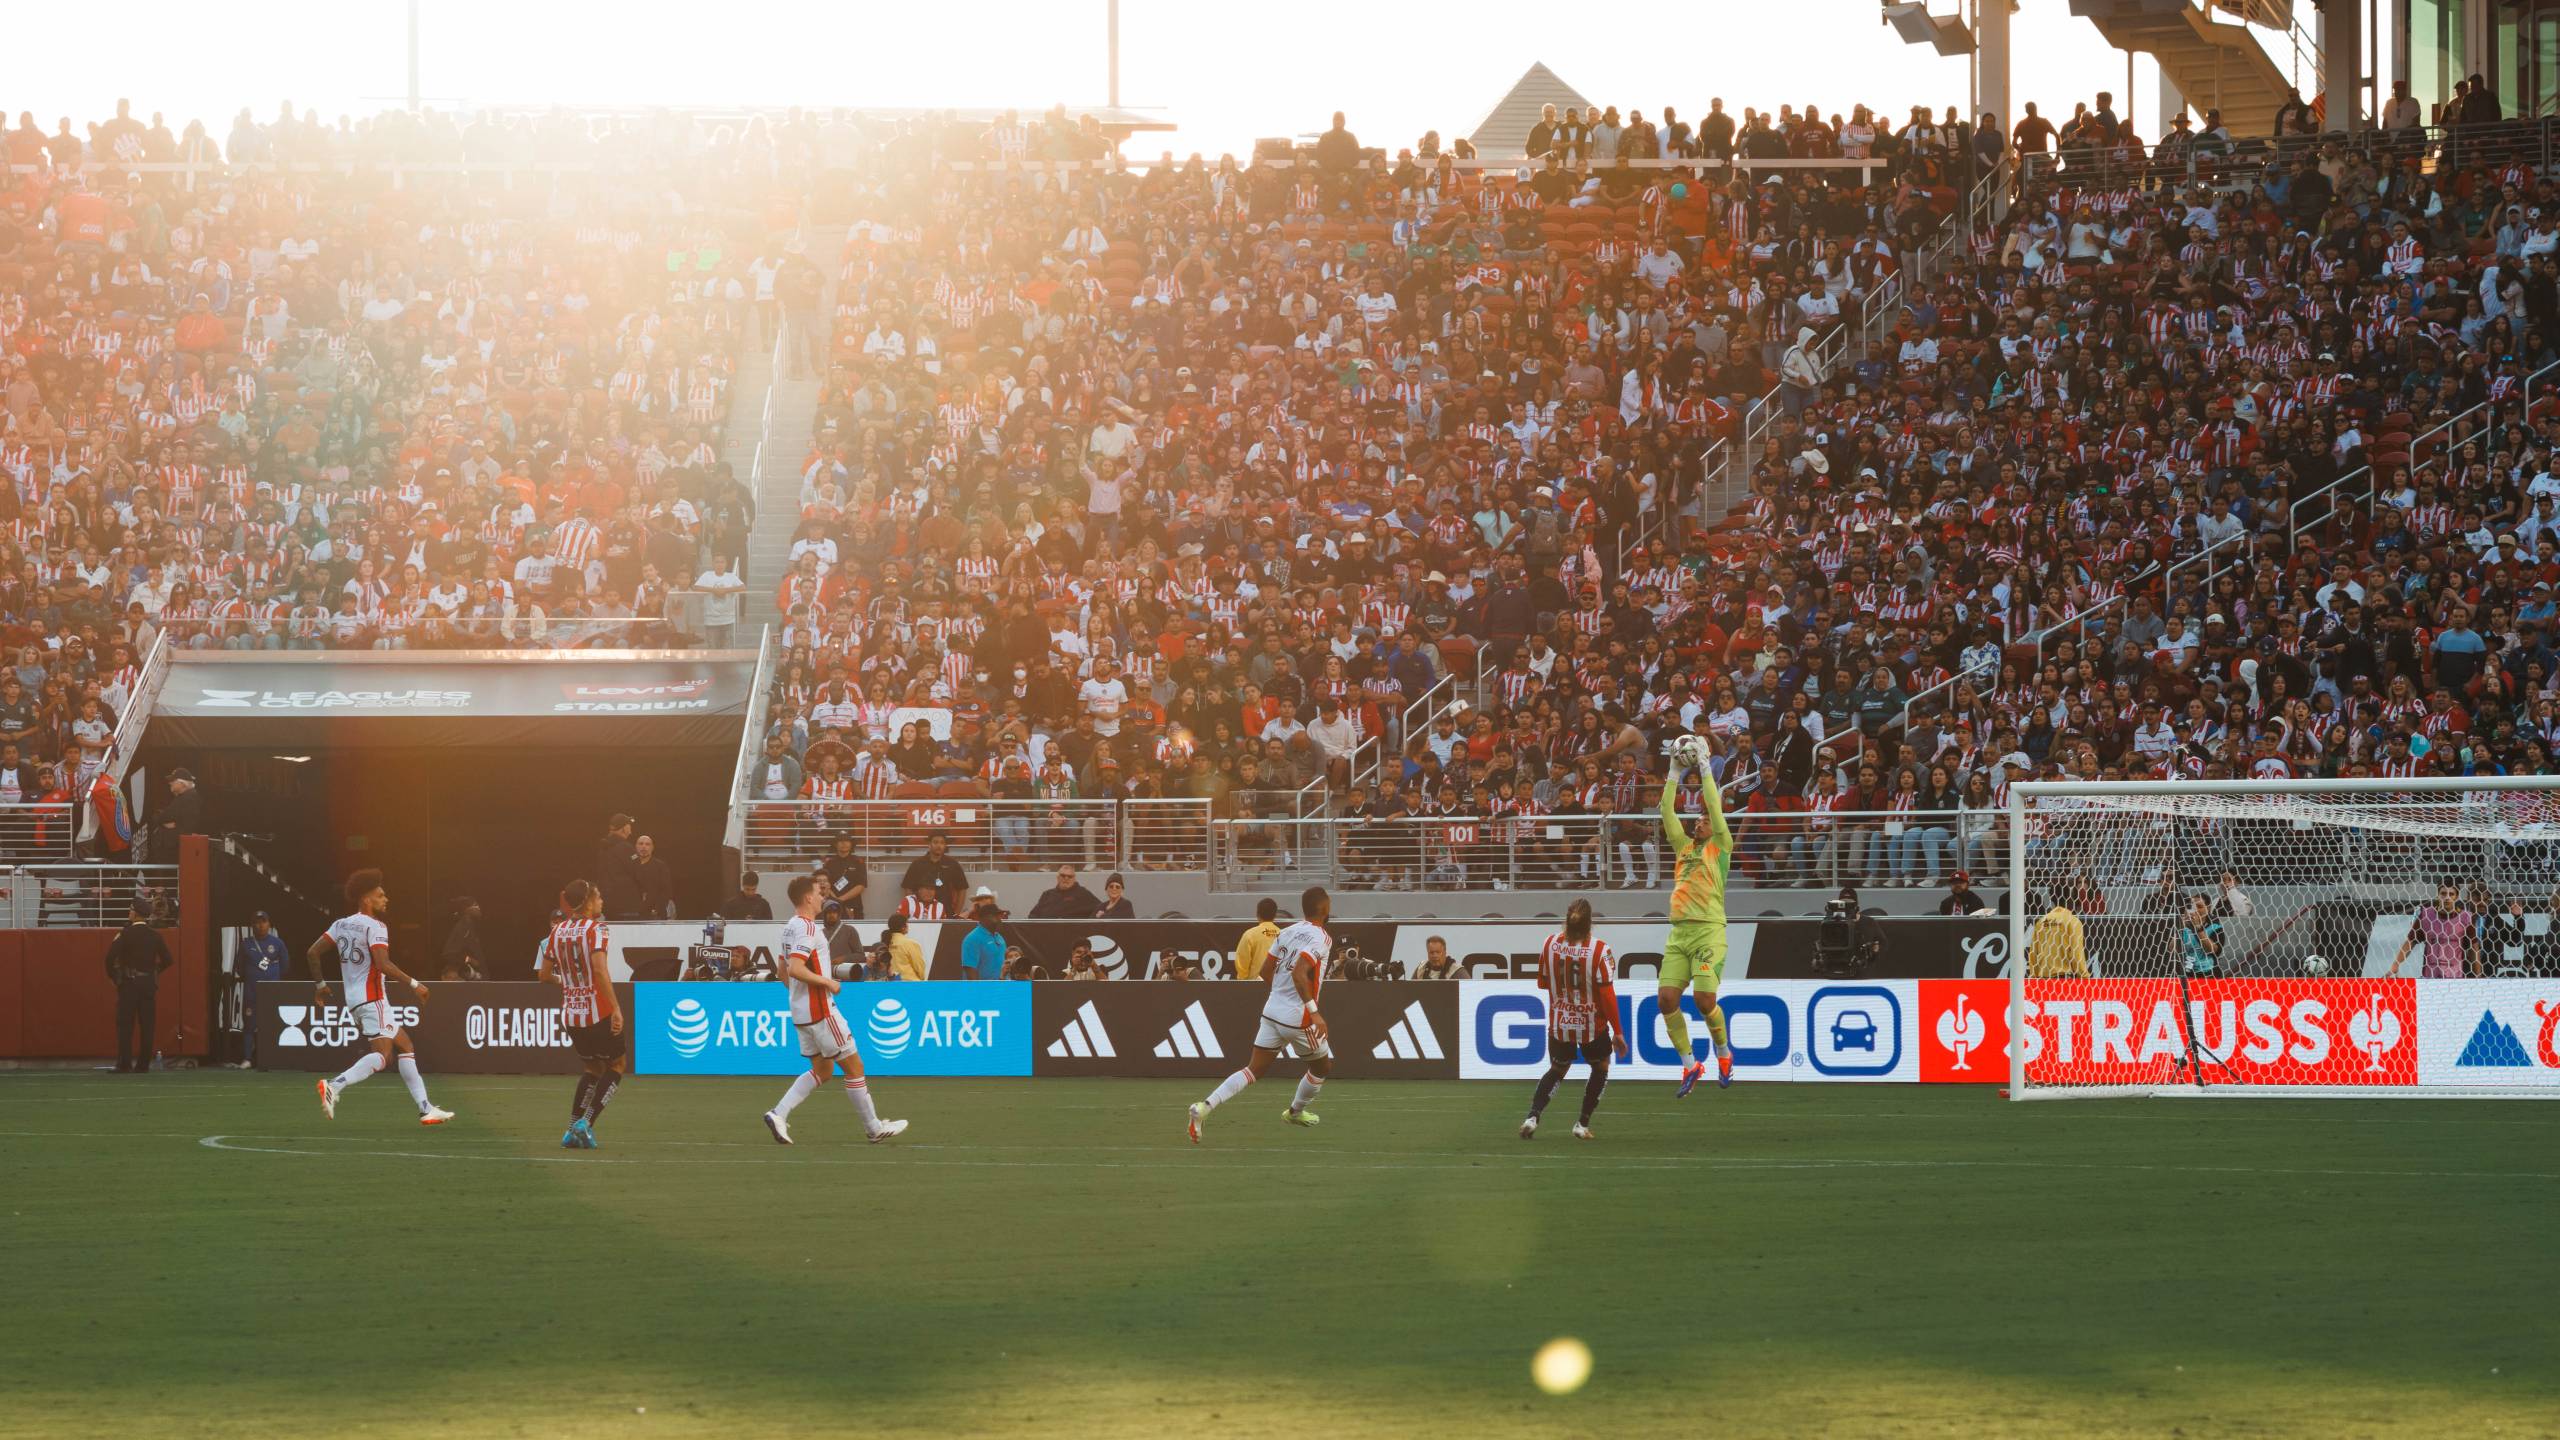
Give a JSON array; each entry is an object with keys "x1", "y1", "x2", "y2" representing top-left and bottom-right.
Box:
[
  {"x1": 308, "y1": 869, "x2": 454, "y2": 1125},
  {"x1": 1188, "y1": 886, "x2": 1338, "y2": 1142},
  {"x1": 536, "y1": 878, "x2": 624, "y2": 1150},
  {"x1": 1520, "y1": 899, "x2": 1627, "y2": 1140},
  {"x1": 762, "y1": 875, "x2": 907, "y2": 1146}
]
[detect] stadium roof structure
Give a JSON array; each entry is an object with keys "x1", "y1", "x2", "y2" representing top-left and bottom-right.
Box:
[{"x1": 1467, "y1": 62, "x2": 1594, "y2": 160}]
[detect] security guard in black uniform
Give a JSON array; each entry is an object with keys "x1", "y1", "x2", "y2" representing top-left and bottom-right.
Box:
[{"x1": 105, "y1": 900, "x2": 173, "y2": 1072}]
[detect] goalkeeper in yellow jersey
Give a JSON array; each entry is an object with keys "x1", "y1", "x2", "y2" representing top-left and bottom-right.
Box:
[{"x1": 1659, "y1": 733, "x2": 1735, "y2": 1096}]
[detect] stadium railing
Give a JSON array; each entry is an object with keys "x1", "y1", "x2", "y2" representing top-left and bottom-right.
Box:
[
  {"x1": 2009, "y1": 117, "x2": 2560, "y2": 194},
  {"x1": 0, "y1": 863, "x2": 182, "y2": 929},
  {"x1": 0, "y1": 804, "x2": 82, "y2": 863},
  {"x1": 1208, "y1": 809, "x2": 1997, "y2": 894},
  {"x1": 740, "y1": 797, "x2": 1211, "y2": 876}
]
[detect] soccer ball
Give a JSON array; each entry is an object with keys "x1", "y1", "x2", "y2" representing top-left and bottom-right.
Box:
[
  {"x1": 1666, "y1": 734, "x2": 1710, "y2": 771},
  {"x1": 2301, "y1": 955, "x2": 2331, "y2": 978}
]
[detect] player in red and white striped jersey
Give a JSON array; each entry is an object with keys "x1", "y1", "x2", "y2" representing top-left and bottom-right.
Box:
[
  {"x1": 763, "y1": 876, "x2": 907, "y2": 1147},
  {"x1": 536, "y1": 879, "x2": 624, "y2": 1149},
  {"x1": 1521, "y1": 899, "x2": 1625, "y2": 1140}
]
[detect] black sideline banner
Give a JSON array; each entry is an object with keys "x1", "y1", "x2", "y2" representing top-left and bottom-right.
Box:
[
  {"x1": 1031, "y1": 980, "x2": 1461, "y2": 1080},
  {"x1": 255, "y1": 982, "x2": 634, "y2": 1074}
]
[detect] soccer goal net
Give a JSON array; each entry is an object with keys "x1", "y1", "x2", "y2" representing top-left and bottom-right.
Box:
[{"x1": 2007, "y1": 777, "x2": 2560, "y2": 1099}]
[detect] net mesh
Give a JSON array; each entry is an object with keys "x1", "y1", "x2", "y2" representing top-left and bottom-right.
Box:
[{"x1": 2011, "y1": 784, "x2": 2560, "y2": 1096}]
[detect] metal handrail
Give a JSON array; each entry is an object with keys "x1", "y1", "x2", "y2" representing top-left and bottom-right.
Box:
[
  {"x1": 1739, "y1": 382, "x2": 1782, "y2": 477},
  {"x1": 2158, "y1": 528, "x2": 2255, "y2": 614},
  {"x1": 103, "y1": 630, "x2": 171, "y2": 791},
  {"x1": 1896, "y1": 669, "x2": 1978, "y2": 742},
  {"x1": 2287, "y1": 461, "x2": 2374, "y2": 550},
  {"x1": 1399, "y1": 671, "x2": 1456, "y2": 752},
  {"x1": 738, "y1": 797, "x2": 1203, "y2": 875},
  {"x1": 722, "y1": 624, "x2": 781, "y2": 857},
  {"x1": 2032, "y1": 580, "x2": 2151, "y2": 667},
  {"x1": 1209, "y1": 808, "x2": 1992, "y2": 894},
  {"x1": 213, "y1": 834, "x2": 333, "y2": 922},
  {"x1": 1693, "y1": 436, "x2": 1744, "y2": 528},
  {"x1": 0, "y1": 864, "x2": 183, "y2": 929}
]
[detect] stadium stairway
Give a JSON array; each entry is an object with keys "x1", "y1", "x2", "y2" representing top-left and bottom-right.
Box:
[
  {"x1": 2070, "y1": 0, "x2": 2298, "y2": 140},
  {"x1": 740, "y1": 228, "x2": 848, "y2": 630}
]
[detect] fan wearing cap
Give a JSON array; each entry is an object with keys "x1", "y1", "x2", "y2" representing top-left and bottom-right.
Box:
[
  {"x1": 151, "y1": 766, "x2": 202, "y2": 863},
  {"x1": 1937, "y1": 871, "x2": 1989, "y2": 916},
  {"x1": 960, "y1": 888, "x2": 1007, "y2": 979}
]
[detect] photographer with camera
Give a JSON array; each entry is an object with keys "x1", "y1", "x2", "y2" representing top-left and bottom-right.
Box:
[
  {"x1": 1325, "y1": 939, "x2": 1405, "y2": 982},
  {"x1": 1813, "y1": 886, "x2": 1886, "y2": 977}
]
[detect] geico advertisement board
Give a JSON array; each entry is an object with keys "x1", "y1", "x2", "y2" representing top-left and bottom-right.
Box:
[
  {"x1": 605, "y1": 921, "x2": 942, "y2": 983},
  {"x1": 2417, "y1": 978, "x2": 2560, "y2": 1087},
  {"x1": 254, "y1": 982, "x2": 630, "y2": 1074},
  {"x1": 1458, "y1": 979, "x2": 1920, "y2": 1082},
  {"x1": 634, "y1": 980, "x2": 1029, "y2": 1077}
]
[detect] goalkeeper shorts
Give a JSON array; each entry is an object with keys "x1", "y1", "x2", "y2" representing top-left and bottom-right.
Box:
[{"x1": 1658, "y1": 924, "x2": 1727, "y2": 993}]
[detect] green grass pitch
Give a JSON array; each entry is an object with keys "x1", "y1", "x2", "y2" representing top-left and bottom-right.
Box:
[{"x1": 3, "y1": 1071, "x2": 2552, "y2": 1438}]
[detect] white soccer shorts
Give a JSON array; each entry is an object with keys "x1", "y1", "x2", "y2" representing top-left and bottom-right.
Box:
[
  {"x1": 796, "y1": 1013, "x2": 859, "y2": 1061},
  {"x1": 1253, "y1": 1013, "x2": 1333, "y2": 1061},
  {"x1": 350, "y1": 997, "x2": 401, "y2": 1041}
]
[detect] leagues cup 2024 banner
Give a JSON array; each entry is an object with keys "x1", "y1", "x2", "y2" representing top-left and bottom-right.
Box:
[{"x1": 255, "y1": 982, "x2": 634, "y2": 1074}]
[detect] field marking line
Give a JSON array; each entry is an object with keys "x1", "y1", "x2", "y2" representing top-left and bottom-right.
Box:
[
  {"x1": 5, "y1": 1084, "x2": 2548, "y2": 1127},
  {"x1": 181, "y1": 1134, "x2": 2560, "y2": 1182}
]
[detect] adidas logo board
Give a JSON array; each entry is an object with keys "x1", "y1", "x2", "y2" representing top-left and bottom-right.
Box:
[
  {"x1": 1371, "y1": 1001, "x2": 1446, "y2": 1061},
  {"x1": 1154, "y1": 1002, "x2": 1223, "y2": 1060},
  {"x1": 1046, "y1": 1002, "x2": 1116, "y2": 1059}
]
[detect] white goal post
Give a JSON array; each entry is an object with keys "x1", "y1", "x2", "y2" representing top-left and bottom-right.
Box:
[{"x1": 2006, "y1": 775, "x2": 2560, "y2": 1100}]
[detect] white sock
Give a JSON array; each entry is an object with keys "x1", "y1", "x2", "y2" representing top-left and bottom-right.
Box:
[
  {"x1": 844, "y1": 1076, "x2": 882, "y2": 1132},
  {"x1": 1290, "y1": 1073, "x2": 1325, "y2": 1113},
  {"x1": 332, "y1": 1051, "x2": 386, "y2": 1090},
  {"x1": 774, "y1": 1072, "x2": 817, "y2": 1118},
  {"x1": 396, "y1": 1055, "x2": 432, "y2": 1113},
  {"x1": 1202, "y1": 1067, "x2": 1253, "y2": 1112}
]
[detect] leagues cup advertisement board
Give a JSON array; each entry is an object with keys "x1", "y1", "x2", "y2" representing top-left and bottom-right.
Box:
[
  {"x1": 635, "y1": 980, "x2": 1030, "y2": 1077},
  {"x1": 255, "y1": 982, "x2": 634, "y2": 1074}
]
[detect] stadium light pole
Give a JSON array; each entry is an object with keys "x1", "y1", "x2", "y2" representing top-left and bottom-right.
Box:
[
  {"x1": 408, "y1": 0, "x2": 421, "y2": 113},
  {"x1": 1107, "y1": 0, "x2": 1121, "y2": 108}
]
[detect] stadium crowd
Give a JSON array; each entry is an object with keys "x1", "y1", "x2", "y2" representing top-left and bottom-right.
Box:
[
  {"x1": 0, "y1": 103, "x2": 823, "y2": 844},
  {"x1": 751, "y1": 95, "x2": 2560, "y2": 892},
  {"x1": 11, "y1": 92, "x2": 2560, "y2": 891}
]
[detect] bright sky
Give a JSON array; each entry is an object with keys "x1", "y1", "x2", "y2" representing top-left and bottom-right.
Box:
[{"x1": 5, "y1": 0, "x2": 2318, "y2": 156}]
